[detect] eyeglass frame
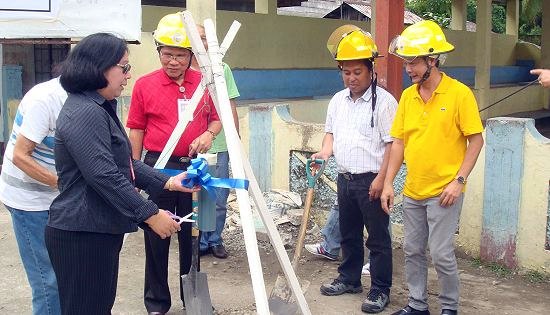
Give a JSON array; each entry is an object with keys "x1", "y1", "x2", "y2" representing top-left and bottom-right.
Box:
[
  {"x1": 159, "y1": 51, "x2": 192, "y2": 63},
  {"x1": 116, "y1": 63, "x2": 131, "y2": 74}
]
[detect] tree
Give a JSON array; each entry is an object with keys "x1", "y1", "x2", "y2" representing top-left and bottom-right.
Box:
[
  {"x1": 519, "y1": 0, "x2": 542, "y2": 43},
  {"x1": 406, "y1": 0, "x2": 506, "y2": 33}
]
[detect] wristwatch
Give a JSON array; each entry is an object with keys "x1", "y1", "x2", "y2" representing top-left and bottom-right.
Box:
[{"x1": 455, "y1": 176, "x2": 467, "y2": 185}]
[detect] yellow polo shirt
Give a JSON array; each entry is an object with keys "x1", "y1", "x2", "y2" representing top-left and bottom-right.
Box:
[{"x1": 391, "y1": 73, "x2": 484, "y2": 200}]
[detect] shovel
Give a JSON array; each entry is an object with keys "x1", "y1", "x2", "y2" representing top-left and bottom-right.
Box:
[
  {"x1": 182, "y1": 190, "x2": 213, "y2": 315},
  {"x1": 268, "y1": 158, "x2": 326, "y2": 314}
]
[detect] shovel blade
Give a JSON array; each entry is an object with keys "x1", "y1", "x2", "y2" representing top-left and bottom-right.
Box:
[
  {"x1": 182, "y1": 271, "x2": 213, "y2": 315},
  {"x1": 268, "y1": 275, "x2": 310, "y2": 315}
]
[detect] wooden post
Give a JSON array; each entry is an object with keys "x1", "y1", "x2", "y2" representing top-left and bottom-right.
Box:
[{"x1": 373, "y1": 0, "x2": 403, "y2": 100}]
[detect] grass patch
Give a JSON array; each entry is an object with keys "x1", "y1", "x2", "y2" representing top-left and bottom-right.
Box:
[
  {"x1": 470, "y1": 258, "x2": 550, "y2": 283},
  {"x1": 470, "y1": 257, "x2": 513, "y2": 278},
  {"x1": 524, "y1": 270, "x2": 549, "y2": 284}
]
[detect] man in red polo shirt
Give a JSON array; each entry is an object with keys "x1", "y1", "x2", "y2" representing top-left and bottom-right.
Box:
[{"x1": 126, "y1": 12, "x2": 221, "y2": 315}]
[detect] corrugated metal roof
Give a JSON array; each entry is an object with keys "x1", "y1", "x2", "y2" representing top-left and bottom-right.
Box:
[
  {"x1": 345, "y1": 2, "x2": 423, "y2": 25},
  {"x1": 277, "y1": 0, "x2": 430, "y2": 27}
]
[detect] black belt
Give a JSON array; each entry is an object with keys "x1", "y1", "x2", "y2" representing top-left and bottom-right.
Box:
[
  {"x1": 339, "y1": 172, "x2": 374, "y2": 181},
  {"x1": 145, "y1": 151, "x2": 191, "y2": 164}
]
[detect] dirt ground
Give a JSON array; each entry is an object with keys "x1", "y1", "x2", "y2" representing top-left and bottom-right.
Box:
[{"x1": 1, "y1": 205, "x2": 549, "y2": 315}]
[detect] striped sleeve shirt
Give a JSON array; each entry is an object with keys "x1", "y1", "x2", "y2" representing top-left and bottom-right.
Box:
[
  {"x1": 325, "y1": 85, "x2": 397, "y2": 174},
  {"x1": 0, "y1": 77, "x2": 66, "y2": 211}
]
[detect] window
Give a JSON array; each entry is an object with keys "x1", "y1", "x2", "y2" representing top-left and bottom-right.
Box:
[{"x1": 34, "y1": 44, "x2": 70, "y2": 84}]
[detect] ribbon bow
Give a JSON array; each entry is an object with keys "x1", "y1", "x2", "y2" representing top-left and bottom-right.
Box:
[{"x1": 161, "y1": 157, "x2": 249, "y2": 199}]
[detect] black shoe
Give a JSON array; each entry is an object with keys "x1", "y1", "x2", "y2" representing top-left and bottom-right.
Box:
[
  {"x1": 361, "y1": 289, "x2": 390, "y2": 313},
  {"x1": 199, "y1": 248, "x2": 210, "y2": 257},
  {"x1": 320, "y1": 279, "x2": 363, "y2": 296},
  {"x1": 391, "y1": 305, "x2": 430, "y2": 315},
  {"x1": 211, "y1": 244, "x2": 228, "y2": 259},
  {"x1": 441, "y1": 310, "x2": 457, "y2": 315}
]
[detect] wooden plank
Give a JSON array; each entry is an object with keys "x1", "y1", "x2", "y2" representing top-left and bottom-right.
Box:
[{"x1": 201, "y1": 17, "x2": 271, "y2": 315}]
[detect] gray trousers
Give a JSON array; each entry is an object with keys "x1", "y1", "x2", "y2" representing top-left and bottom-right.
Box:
[{"x1": 403, "y1": 195, "x2": 463, "y2": 311}]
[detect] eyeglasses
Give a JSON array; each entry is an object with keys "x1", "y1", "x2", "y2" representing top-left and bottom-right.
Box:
[
  {"x1": 117, "y1": 63, "x2": 131, "y2": 74},
  {"x1": 160, "y1": 52, "x2": 190, "y2": 62}
]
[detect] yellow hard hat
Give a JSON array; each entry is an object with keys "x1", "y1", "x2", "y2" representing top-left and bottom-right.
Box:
[
  {"x1": 334, "y1": 29, "x2": 379, "y2": 61},
  {"x1": 326, "y1": 24, "x2": 361, "y2": 57},
  {"x1": 153, "y1": 12, "x2": 192, "y2": 50},
  {"x1": 389, "y1": 20, "x2": 454, "y2": 59}
]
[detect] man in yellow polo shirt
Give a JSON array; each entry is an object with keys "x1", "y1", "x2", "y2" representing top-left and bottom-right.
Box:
[{"x1": 380, "y1": 21, "x2": 484, "y2": 315}]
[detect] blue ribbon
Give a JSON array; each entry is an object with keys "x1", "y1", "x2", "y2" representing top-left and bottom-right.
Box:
[{"x1": 160, "y1": 157, "x2": 249, "y2": 199}]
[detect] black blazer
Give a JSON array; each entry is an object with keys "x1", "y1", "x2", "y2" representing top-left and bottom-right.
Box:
[{"x1": 49, "y1": 91, "x2": 169, "y2": 234}]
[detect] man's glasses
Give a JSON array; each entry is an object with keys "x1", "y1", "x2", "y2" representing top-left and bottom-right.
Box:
[
  {"x1": 160, "y1": 52, "x2": 190, "y2": 62},
  {"x1": 117, "y1": 63, "x2": 131, "y2": 74}
]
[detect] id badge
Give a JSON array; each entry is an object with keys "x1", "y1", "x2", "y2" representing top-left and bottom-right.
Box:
[{"x1": 177, "y1": 98, "x2": 191, "y2": 121}]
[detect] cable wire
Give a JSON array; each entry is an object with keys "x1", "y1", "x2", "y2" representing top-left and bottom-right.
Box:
[{"x1": 478, "y1": 79, "x2": 539, "y2": 113}]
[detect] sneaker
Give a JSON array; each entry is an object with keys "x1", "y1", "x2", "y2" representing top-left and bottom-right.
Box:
[
  {"x1": 361, "y1": 289, "x2": 390, "y2": 313},
  {"x1": 362, "y1": 263, "x2": 371, "y2": 276},
  {"x1": 211, "y1": 244, "x2": 228, "y2": 259},
  {"x1": 320, "y1": 279, "x2": 363, "y2": 296},
  {"x1": 305, "y1": 243, "x2": 338, "y2": 261},
  {"x1": 391, "y1": 305, "x2": 431, "y2": 315}
]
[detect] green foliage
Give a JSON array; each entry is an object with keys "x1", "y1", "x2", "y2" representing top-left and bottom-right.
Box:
[
  {"x1": 470, "y1": 258, "x2": 513, "y2": 278},
  {"x1": 406, "y1": 0, "x2": 451, "y2": 27},
  {"x1": 520, "y1": 0, "x2": 542, "y2": 37},
  {"x1": 405, "y1": 0, "x2": 542, "y2": 43},
  {"x1": 521, "y1": 0, "x2": 542, "y2": 25},
  {"x1": 524, "y1": 270, "x2": 549, "y2": 284},
  {"x1": 491, "y1": 4, "x2": 506, "y2": 34},
  {"x1": 406, "y1": 0, "x2": 507, "y2": 34}
]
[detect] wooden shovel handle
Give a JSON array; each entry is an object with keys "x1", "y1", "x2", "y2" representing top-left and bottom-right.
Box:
[
  {"x1": 192, "y1": 191, "x2": 200, "y2": 237},
  {"x1": 291, "y1": 188, "x2": 314, "y2": 268}
]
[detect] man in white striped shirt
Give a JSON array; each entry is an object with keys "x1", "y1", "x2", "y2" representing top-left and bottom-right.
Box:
[
  {"x1": 0, "y1": 77, "x2": 66, "y2": 315},
  {"x1": 313, "y1": 28, "x2": 397, "y2": 314}
]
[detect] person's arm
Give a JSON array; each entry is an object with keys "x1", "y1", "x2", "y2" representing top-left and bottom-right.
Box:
[
  {"x1": 369, "y1": 142, "x2": 392, "y2": 201},
  {"x1": 230, "y1": 99, "x2": 240, "y2": 135},
  {"x1": 188, "y1": 120, "x2": 222, "y2": 156},
  {"x1": 530, "y1": 69, "x2": 550, "y2": 88},
  {"x1": 129, "y1": 129, "x2": 145, "y2": 160},
  {"x1": 12, "y1": 135, "x2": 57, "y2": 188},
  {"x1": 372, "y1": 93, "x2": 397, "y2": 201},
  {"x1": 311, "y1": 132, "x2": 334, "y2": 162},
  {"x1": 439, "y1": 133, "x2": 484, "y2": 207},
  {"x1": 380, "y1": 138, "x2": 405, "y2": 213}
]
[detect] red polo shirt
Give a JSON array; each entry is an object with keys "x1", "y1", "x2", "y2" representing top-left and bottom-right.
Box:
[{"x1": 127, "y1": 69, "x2": 219, "y2": 156}]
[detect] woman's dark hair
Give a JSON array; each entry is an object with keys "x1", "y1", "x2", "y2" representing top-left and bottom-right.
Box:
[{"x1": 60, "y1": 33, "x2": 128, "y2": 93}]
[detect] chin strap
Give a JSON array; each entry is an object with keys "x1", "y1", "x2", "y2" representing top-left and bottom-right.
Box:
[
  {"x1": 415, "y1": 55, "x2": 439, "y2": 86},
  {"x1": 370, "y1": 72, "x2": 378, "y2": 128}
]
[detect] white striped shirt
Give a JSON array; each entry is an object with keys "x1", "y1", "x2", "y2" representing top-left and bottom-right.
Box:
[
  {"x1": 325, "y1": 85, "x2": 397, "y2": 174},
  {"x1": 0, "y1": 77, "x2": 66, "y2": 211}
]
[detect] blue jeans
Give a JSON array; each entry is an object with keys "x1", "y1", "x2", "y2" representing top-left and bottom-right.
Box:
[
  {"x1": 322, "y1": 202, "x2": 391, "y2": 261},
  {"x1": 7, "y1": 206, "x2": 61, "y2": 315},
  {"x1": 320, "y1": 202, "x2": 342, "y2": 256},
  {"x1": 200, "y1": 151, "x2": 230, "y2": 250},
  {"x1": 336, "y1": 173, "x2": 392, "y2": 293}
]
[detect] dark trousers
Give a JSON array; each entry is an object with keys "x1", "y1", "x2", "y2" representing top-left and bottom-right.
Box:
[
  {"x1": 337, "y1": 173, "x2": 392, "y2": 294},
  {"x1": 45, "y1": 226, "x2": 124, "y2": 315},
  {"x1": 143, "y1": 152, "x2": 194, "y2": 313}
]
